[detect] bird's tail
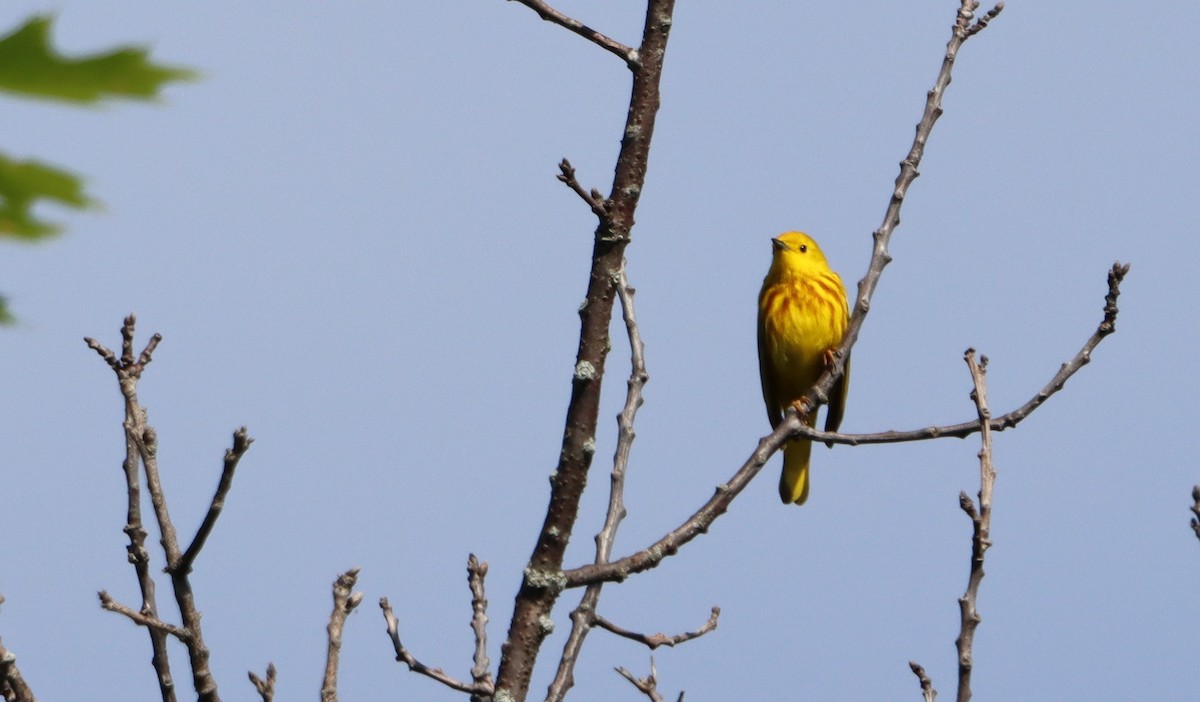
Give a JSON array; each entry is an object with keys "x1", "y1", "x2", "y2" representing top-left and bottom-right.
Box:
[{"x1": 779, "y1": 414, "x2": 817, "y2": 505}]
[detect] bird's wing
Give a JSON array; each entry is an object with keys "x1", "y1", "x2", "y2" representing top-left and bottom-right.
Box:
[
  {"x1": 757, "y1": 302, "x2": 783, "y2": 429},
  {"x1": 823, "y1": 353, "x2": 850, "y2": 434}
]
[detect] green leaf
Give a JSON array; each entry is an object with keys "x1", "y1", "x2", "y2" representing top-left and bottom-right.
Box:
[
  {"x1": 0, "y1": 15, "x2": 197, "y2": 103},
  {"x1": 0, "y1": 294, "x2": 12, "y2": 325},
  {"x1": 0, "y1": 152, "x2": 96, "y2": 239}
]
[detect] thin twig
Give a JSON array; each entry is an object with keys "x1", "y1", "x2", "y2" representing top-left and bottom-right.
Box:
[
  {"x1": 379, "y1": 598, "x2": 490, "y2": 696},
  {"x1": 98, "y1": 591, "x2": 193, "y2": 640},
  {"x1": 563, "y1": 263, "x2": 1125, "y2": 587},
  {"x1": 557, "y1": 159, "x2": 609, "y2": 219},
  {"x1": 909, "y1": 660, "x2": 938, "y2": 702},
  {"x1": 1191, "y1": 486, "x2": 1200, "y2": 544},
  {"x1": 956, "y1": 350, "x2": 995, "y2": 702},
  {"x1": 248, "y1": 663, "x2": 276, "y2": 702},
  {"x1": 507, "y1": 0, "x2": 637, "y2": 65},
  {"x1": 545, "y1": 266, "x2": 650, "y2": 702},
  {"x1": 615, "y1": 657, "x2": 670, "y2": 702},
  {"x1": 321, "y1": 568, "x2": 363, "y2": 702},
  {"x1": 594, "y1": 607, "x2": 719, "y2": 650},
  {"x1": 467, "y1": 555, "x2": 494, "y2": 700},
  {"x1": 178, "y1": 428, "x2": 255, "y2": 574}
]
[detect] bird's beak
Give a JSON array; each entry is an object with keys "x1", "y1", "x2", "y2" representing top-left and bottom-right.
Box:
[{"x1": 771, "y1": 237, "x2": 787, "y2": 252}]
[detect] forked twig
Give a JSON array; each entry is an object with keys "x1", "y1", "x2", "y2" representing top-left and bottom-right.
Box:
[
  {"x1": 248, "y1": 663, "x2": 276, "y2": 702},
  {"x1": 380, "y1": 597, "x2": 491, "y2": 697}
]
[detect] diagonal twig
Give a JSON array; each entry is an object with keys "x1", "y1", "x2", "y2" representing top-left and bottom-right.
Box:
[
  {"x1": 98, "y1": 591, "x2": 192, "y2": 641},
  {"x1": 956, "y1": 350, "x2": 996, "y2": 702},
  {"x1": 507, "y1": 0, "x2": 637, "y2": 65},
  {"x1": 909, "y1": 660, "x2": 938, "y2": 702},
  {"x1": 594, "y1": 606, "x2": 719, "y2": 650},
  {"x1": 380, "y1": 597, "x2": 490, "y2": 696},
  {"x1": 557, "y1": 159, "x2": 609, "y2": 220},
  {"x1": 178, "y1": 428, "x2": 255, "y2": 574}
]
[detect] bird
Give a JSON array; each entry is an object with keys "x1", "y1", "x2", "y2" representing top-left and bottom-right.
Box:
[{"x1": 757, "y1": 231, "x2": 850, "y2": 505}]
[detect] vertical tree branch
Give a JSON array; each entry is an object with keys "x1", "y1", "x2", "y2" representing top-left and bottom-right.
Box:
[
  {"x1": 956, "y1": 350, "x2": 995, "y2": 702},
  {"x1": 1189, "y1": 486, "x2": 1200, "y2": 544},
  {"x1": 494, "y1": 3, "x2": 676, "y2": 701},
  {"x1": 85, "y1": 316, "x2": 177, "y2": 702},
  {"x1": 247, "y1": 663, "x2": 276, "y2": 702},
  {"x1": 909, "y1": 660, "x2": 938, "y2": 702},
  {"x1": 88, "y1": 316, "x2": 244, "y2": 702},
  {"x1": 545, "y1": 267, "x2": 648, "y2": 702},
  {"x1": 321, "y1": 568, "x2": 363, "y2": 702},
  {"x1": 467, "y1": 555, "x2": 495, "y2": 701}
]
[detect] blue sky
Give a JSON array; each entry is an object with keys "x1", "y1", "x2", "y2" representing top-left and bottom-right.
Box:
[{"x1": 2, "y1": 2, "x2": 1198, "y2": 700}]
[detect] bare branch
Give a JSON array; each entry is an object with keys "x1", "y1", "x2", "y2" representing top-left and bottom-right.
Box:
[
  {"x1": 380, "y1": 597, "x2": 490, "y2": 697},
  {"x1": 615, "y1": 658, "x2": 667, "y2": 702},
  {"x1": 545, "y1": 266, "x2": 651, "y2": 702},
  {"x1": 557, "y1": 159, "x2": 609, "y2": 219},
  {"x1": 909, "y1": 660, "x2": 938, "y2": 702},
  {"x1": 248, "y1": 663, "x2": 276, "y2": 702},
  {"x1": 796, "y1": 0, "x2": 1005, "y2": 432},
  {"x1": 507, "y1": 0, "x2": 637, "y2": 65},
  {"x1": 88, "y1": 316, "x2": 228, "y2": 702},
  {"x1": 564, "y1": 262, "x2": 1126, "y2": 587},
  {"x1": 594, "y1": 606, "x2": 719, "y2": 650},
  {"x1": 956, "y1": 350, "x2": 996, "y2": 702},
  {"x1": 966, "y1": 2, "x2": 1005, "y2": 37},
  {"x1": 87, "y1": 317, "x2": 177, "y2": 702},
  {"x1": 494, "y1": 3, "x2": 677, "y2": 700},
  {"x1": 178, "y1": 428, "x2": 254, "y2": 574},
  {"x1": 98, "y1": 592, "x2": 191, "y2": 641},
  {"x1": 321, "y1": 568, "x2": 363, "y2": 702},
  {"x1": 467, "y1": 555, "x2": 494, "y2": 698}
]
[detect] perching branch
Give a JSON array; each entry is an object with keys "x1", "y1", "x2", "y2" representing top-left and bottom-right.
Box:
[
  {"x1": 321, "y1": 568, "x2": 363, "y2": 702},
  {"x1": 248, "y1": 663, "x2": 276, "y2": 702},
  {"x1": 380, "y1": 597, "x2": 490, "y2": 696},
  {"x1": 507, "y1": 0, "x2": 637, "y2": 65},
  {"x1": 800, "y1": 0, "x2": 1005, "y2": 425},
  {"x1": 594, "y1": 607, "x2": 720, "y2": 650},
  {"x1": 908, "y1": 660, "x2": 938, "y2": 702},
  {"x1": 563, "y1": 263, "x2": 1122, "y2": 587},
  {"x1": 494, "y1": 3, "x2": 676, "y2": 701}
]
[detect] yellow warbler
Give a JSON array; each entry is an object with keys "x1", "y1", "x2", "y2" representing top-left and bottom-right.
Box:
[{"x1": 757, "y1": 231, "x2": 850, "y2": 505}]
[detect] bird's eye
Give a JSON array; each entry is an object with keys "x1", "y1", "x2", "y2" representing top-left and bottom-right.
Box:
[{"x1": 799, "y1": 244, "x2": 807, "y2": 253}]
